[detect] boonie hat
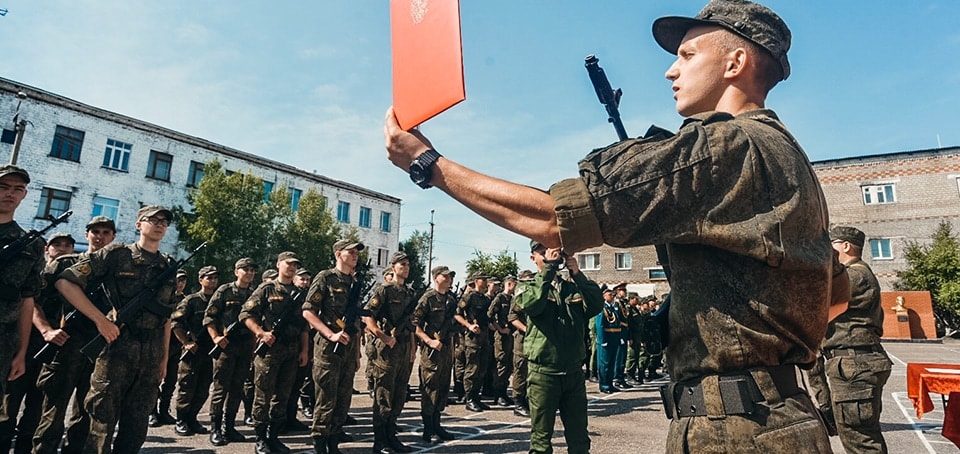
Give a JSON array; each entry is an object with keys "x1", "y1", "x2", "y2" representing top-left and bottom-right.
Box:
[{"x1": 652, "y1": 0, "x2": 791, "y2": 80}]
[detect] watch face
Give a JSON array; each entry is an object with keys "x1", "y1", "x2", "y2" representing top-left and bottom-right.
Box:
[{"x1": 410, "y1": 160, "x2": 427, "y2": 184}]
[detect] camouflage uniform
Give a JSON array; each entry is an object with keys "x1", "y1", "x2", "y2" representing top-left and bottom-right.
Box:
[
  {"x1": 304, "y1": 268, "x2": 359, "y2": 440},
  {"x1": 412, "y1": 288, "x2": 456, "y2": 425},
  {"x1": 238, "y1": 280, "x2": 306, "y2": 441},
  {"x1": 60, "y1": 242, "x2": 176, "y2": 453},
  {"x1": 623, "y1": 301, "x2": 646, "y2": 383},
  {"x1": 172, "y1": 290, "x2": 214, "y2": 428},
  {"x1": 0, "y1": 221, "x2": 44, "y2": 453},
  {"x1": 514, "y1": 257, "x2": 603, "y2": 454},
  {"x1": 365, "y1": 280, "x2": 416, "y2": 449},
  {"x1": 457, "y1": 289, "x2": 492, "y2": 407},
  {"x1": 507, "y1": 302, "x2": 528, "y2": 411},
  {"x1": 204, "y1": 280, "x2": 254, "y2": 438},
  {"x1": 488, "y1": 290, "x2": 514, "y2": 402},
  {"x1": 809, "y1": 226, "x2": 891, "y2": 453},
  {"x1": 33, "y1": 253, "x2": 98, "y2": 454}
]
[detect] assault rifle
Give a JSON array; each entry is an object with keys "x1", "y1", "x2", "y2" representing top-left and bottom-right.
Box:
[
  {"x1": 254, "y1": 287, "x2": 307, "y2": 357},
  {"x1": 329, "y1": 279, "x2": 368, "y2": 357},
  {"x1": 208, "y1": 320, "x2": 242, "y2": 360},
  {"x1": 427, "y1": 293, "x2": 460, "y2": 360},
  {"x1": 0, "y1": 210, "x2": 72, "y2": 264},
  {"x1": 34, "y1": 283, "x2": 110, "y2": 363},
  {"x1": 80, "y1": 242, "x2": 207, "y2": 362}
]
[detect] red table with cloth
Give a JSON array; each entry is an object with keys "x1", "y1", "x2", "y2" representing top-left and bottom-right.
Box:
[{"x1": 907, "y1": 362, "x2": 960, "y2": 447}]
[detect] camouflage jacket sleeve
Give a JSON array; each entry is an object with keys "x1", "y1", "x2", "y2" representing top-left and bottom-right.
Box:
[
  {"x1": 238, "y1": 282, "x2": 268, "y2": 325},
  {"x1": 203, "y1": 283, "x2": 230, "y2": 328}
]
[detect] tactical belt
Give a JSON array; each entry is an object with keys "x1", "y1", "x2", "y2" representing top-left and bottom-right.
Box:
[
  {"x1": 822, "y1": 344, "x2": 883, "y2": 359},
  {"x1": 660, "y1": 364, "x2": 802, "y2": 420}
]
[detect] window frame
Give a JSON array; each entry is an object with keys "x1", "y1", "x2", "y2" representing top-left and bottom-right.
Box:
[
  {"x1": 187, "y1": 161, "x2": 205, "y2": 187},
  {"x1": 359, "y1": 206, "x2": 372, "y2": 228},
  {"x1": 50, "y1": 125, "x2": 85, "y2": 162},
  {"x1": 614, "y1": 252, "x2": 632, "y2": 270},
  {"x1": 92, "y1": 196, "x2": 120, "y2": 220},
  {"x1": 36, "y1": 187, "x2": 72, "y2": 219},
  {"x1": 647, "y1": 267, "x2": 667, "y2": 280},
  {"x1": 380, "y1": 211, "x2": 392, "y2": 232},
  {"x1": 869, "y1": 238, "x2": 893, "y2": 260},
  {"x1": 102, "y1": 138, "x2": 132, "y2": 172},
  {"x1": 290, "y1": 188, "x2": 302, "y2": 211},
  {"x1": 337, "y1": 201, "x2": 351, "y2": 223},
  {"x1": 862, "y1": 183, "x2": 896, "y2": 205},
  {"x1": 145, "y1": 150, "x2": 173, "y2": 182},
  {"x1": 576, "y1": 253, "x2": 600, "y2": 271}
]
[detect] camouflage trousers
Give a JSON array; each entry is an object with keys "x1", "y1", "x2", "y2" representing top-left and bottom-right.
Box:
[
  {"x1": 419, "y1": 343, "x2": 453, "y2": 417},
  {"x1": 462, "y1": 339, "x2": 490, "y2": 399},
  {"x1": 155, "y1": 337, "x2": 181, "y2": 415},
  {"x1": 174, "y1": 347, "x2": 213, "y2": 419},
  {"x1": 251, "y1": 340, "x2": 298, "y2": 428},
  {"x1": 208, "y1": 338, "x2": 253, "y2": 421},
  {"x1": 624, "y1": 337, "x2": 644, "y2": 378},
  {"x1": 821, "y1": 352, "x2": 892, "y2": 454},
  {"x1": 310, "y1": 335, "x2": 358, "y2": 438},
  {"x1": 371, "y1": 336, "x2": 413, "y2": 430},
  {"x1": 665, "y1": 370, "x2": 831, "y2": 453},
  {"x1": 0, "y1": 352, "x2": 42, "y2": 454},
  {"x1": 527, "y1": 366, "x2": 590, "y2": 454},
  {"x1": 83, "y1": 329, "x2": 165, "y2": 454},
  {"x1": 33, "y1": 338, "x2": 94, "y2": 454},
  {"x1": 511, "y1": 332, "x2": 527, "y2": 400},
  {"x1": 492, "y1": 333, "x2": 514, "y2": 397}
]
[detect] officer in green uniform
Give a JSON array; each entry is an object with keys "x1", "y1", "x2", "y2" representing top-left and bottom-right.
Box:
[
  {"x1": 56, "y1": 205, "x2": 177, "y2": 453},
  {"x1": 514, "y1": 241, "x2": 602, "y2": 453},
  {"x1": 488, "y1": 275, "x2": 516, "y2": 407},
  {"x1": 172, "y1": 265, "x2": 218, "y2": 436},
  {"x1": 204, "y1": 257, "x2": 257, "y2": 446},
  {"x1": 412, "y1": 265, "x2": 458, "y2": 444},
  {"x1": 455, "y1": 273, "x2": 494, "y2": 412},
  {"x1": 363, "y1": 251, "x2": 417, "y2": 453},
  {"x1": 508, "y1": 271, "x2": 533, "y2": 417},
  {"x1": 384, "y1": 0, "x2": 845, "y2": 451},
  {"x1": 240, "y1": 251, "x2": 309, "y2": 454},
  {"x1": 808, "y1": 226, "x2": 892, "y2": 453},
  {"x1": 302, "y1": 239, "x2": 364, "y2": 454},
  {"x1": 595, "y1": 286, "x2": 624, "y2": 394},
  {"x1": 33, "y1": 216, "x2": 116, "y2": 454}
]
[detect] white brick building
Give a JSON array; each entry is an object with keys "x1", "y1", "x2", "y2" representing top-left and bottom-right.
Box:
[{"x1": 0, "y1": 77, "x2": 401, "y2": 273}]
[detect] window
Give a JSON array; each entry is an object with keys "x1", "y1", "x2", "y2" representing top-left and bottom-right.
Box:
[
  {"x1": 359, "y1": 206, "x2": 372, "y2": 228},
  {"x1": 615, "y1": 252, "x2": 632, "y2": 270},
  {"x1": 37, "y1": 188, "x2": 72, "y2": 218},
  {"x1": 146, "y1": 151, "x2": 172, "y2": 181},
  {"x1": 102, "y1": 138, "x2": 132, "y2": 171},
  {"x1": 648, "y1": 268, "x2": 667, "y2": 280},
  {"x1": 50, "y1": 125, "x2": 85, "y2": 162},
  {"x1": 337, "y1": 201, "x2": 350, "y2": 223},
  {"x1": 380, "y1": 211, "x2": 392, "y2": 232},
  {"x1": 377, "y1": 248, "x2": 389, "y2": 267},
  {"x1": 290, "y1": 188, "x2": 302, "y2": 211},
  {"x1": 870, "y1": 239, "x2": 893, "y2": 260},
  {"x1": 263, "y1": 181, "x2": 274, "y2": 203},
  {"x1": 187, "y1": 161, "x2": 204, "y2": 187},
  {"x1": 862, "y1": 184, "x2": 896, "y2": 205},
  {"x1": 1, "y1": 128, "x2": 15, "y2": 144},
  {"x1": 92, "y1": 196, "x2": 119, "y2": 220},
  {"x1": 577, "y1": 253, "x2": 600, "y2": 271}
]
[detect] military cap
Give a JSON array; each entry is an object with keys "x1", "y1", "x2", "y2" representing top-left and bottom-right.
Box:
[
  {"x1": 137, "y1": 205, "x2": 174, "y2": 222},
  {"x1": 0, "y1": 165, "x2": 30, "y2": 183},
  {"x1": 518, "y1": 270, "x2": 536, "y2": 282},
  {"x1": 468, "y1": 272, "x2": 489, "y2": 281},
  {"x1": 277, "y1": 251, "x2": 301, "y2": 264},
  {"x1": 198, "y1": 265, "x2": 218, "y2": 278},
  {"x1": 601, "y1": 284, "x2": 613, "y2": 294},
  {"x1": 262, "y1": 269, "x2": 279, "y2": 280},
  {"x1": 176, "y1": 269, "x2": 188, "y2": 280},
  {"x1": 333, "y1": 239, "x2": 365, "y2": 252},
  {"x1": 234, "y1": 257, "x2": 256, "y2": 269},
  {"x1": 490, "y1": 276, "x2": 502, "y2": 284},
  {"x1": 296, "y1": 268, "x2": 312, "y2": 277},
  {"x1": 652, "y1": 0, "x2": 792, "y2": 80},
  {"x1": 86, "y1": 216, "x2": 116, "y2": 232},
  {"x1": 431, "y1": 265, "x2": 455, "y2": 278},
  {"x1": 830, "y1": 226, "x2": 865, "y2": 248},
  {"x1": 47, "y1": 232, "x2": 75, "y2": 246},
  {"x1": 503, "y1": 275, "x2": 517, "y2": 282},
  {"x1": 529, "y1": 240, "x2": 545, "y2": 252},
  {"x1": 389, "y1": 251, "x2": 408, "y2": 265},
  {"x1": 613, "y1": 282, "x2": 628, "y2": 291}
]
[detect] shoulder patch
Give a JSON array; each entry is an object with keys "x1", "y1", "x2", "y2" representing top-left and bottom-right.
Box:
[
  {"x1": 208, "y1": 306, "x2": 219, "y2": 315},
  {"x1": 369, "y1": 296, "x2": 381, "y2": 309},
  {"x1": 310, "y1": 292, "x2": 322, "y2": 303},
  {"x1": 242, "y1": 301, "x2": 257, "y2": 311},
  {"x1": 74, "y1": 262, "x2": 92, "y2": 276}
]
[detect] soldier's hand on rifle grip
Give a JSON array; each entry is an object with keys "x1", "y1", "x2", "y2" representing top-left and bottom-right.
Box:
[
  {"x1": 382, "y1": 333, "x2": 397, "y2": 349},
  {"x1": 42, "y1": 328, "x2": 69, "y2": 347},
  {"x1": 330, "y1": 330, "x2": 350, "y2": 346},
  {"x1": 428, "y1": 338, "x2": 442, "y2": 351},
  {"x1": 564, "y1": 252, "x2": 580, "y2": 275},
  {"x1": 258, "y1": 331, "x2": 276, "y2": 347},
  {"x1": 213, "y1": 335, "x2": 228, "y2": 349},
  {"x1": 95, "y1": 319, "x2": 120, "y2": 344}
]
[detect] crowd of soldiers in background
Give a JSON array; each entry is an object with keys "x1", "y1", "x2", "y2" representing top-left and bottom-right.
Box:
[{"x1": 0, "y1": 215, "x2": 667, "y2": 454}]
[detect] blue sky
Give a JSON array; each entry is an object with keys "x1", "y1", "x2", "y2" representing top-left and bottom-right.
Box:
[{"x1": 2, "y1": 1, "x2": 958, "y2": 279}]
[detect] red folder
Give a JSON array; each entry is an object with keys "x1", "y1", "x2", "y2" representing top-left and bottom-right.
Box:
[{"x1": 391, "y1": 0, "x2": 465, "y2": 130}]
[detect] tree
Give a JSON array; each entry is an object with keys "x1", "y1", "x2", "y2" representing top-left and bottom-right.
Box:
[
  {"x1": 276, "y1": 188, "x2": 341, "y2": 276},
  {"x1": 895, "y1": 221, "x2": 960, "y2": 336},
  {"x1": 465, "y1": 249, "x2": 519, "y2": 282},
  {"x1": 399, "y1": 230, "x2": 431, "y2": 294}
]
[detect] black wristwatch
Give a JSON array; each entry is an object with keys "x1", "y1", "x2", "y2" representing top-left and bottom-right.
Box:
[{"x1": 409, "y1": 149, "x2": 442, "y2": 189}]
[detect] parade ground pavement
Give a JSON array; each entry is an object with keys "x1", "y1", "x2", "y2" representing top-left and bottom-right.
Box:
[{"x1": 135, "y1": 339, "x2": 960, "y2": 453}]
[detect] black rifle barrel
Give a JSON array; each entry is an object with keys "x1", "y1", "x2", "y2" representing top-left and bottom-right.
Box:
[{"x1": 585, "y1": 55, "x2": 628, "y2": 141}]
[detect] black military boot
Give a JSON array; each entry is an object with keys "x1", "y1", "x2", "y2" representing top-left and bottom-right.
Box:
[
  {"x1": 187, "y1": 415, "x2": 209, "y2": 435},
  {"x1": 312, "y1": 436, "x2": 329, "y2": 454},
  {"x1": 157, "y1": 398, "x2": 176, "y2": 425},
  {"x1": 254, "y1": 424, "x2": 271, "y2": 454},
  {"x1": 465, "y1": 396, "x2": 482, "y2": 412},
  {"x1": 266, "y1": 424, "x2": 291, "y2": 454},
  {"x1": 421, "y1": 415, "x2": 437, "y2": 443},
  {"x1": 433, "y1": 412, "x2": 455, "y2": 441},
  {"x1": 148, "y1": 409, "x2": 161, "y2": 427},
  {"x1": 514, "y1": 396, "x2": 530, "y2": 417},
  {"x1": 388, "y1": 422, "x2": 415, "y2": 453},
  {"x1": 175, "y1": 411, "x2": 194, "y2": 436},
  {"x1": 209, "y1": 416, "x2": 227, "y2": 446},
  {"x1": 372, "y1": 426, "x2": 392, "y2": 454},
  {"x1": 224, "y1": 411, "x2": 247, "y2": 442}
]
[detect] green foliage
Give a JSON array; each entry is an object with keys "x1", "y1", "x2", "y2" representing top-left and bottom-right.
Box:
[
  {"x1": 465, "y1": 249, "x2": 519, "y2": 281},
  {"x1": 399, "y1": 230, "x2": 431, "y2": 294},
  {"x1": 896, "y1": 221, "x2": 960, "y2": 334},
  {"x1": 174, "y1": 159, "x2": 341, "y2": 285}
]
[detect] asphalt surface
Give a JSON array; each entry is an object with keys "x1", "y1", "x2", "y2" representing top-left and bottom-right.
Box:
[{"x1": 121, "y1": 340, "x2": 960, "y2": 452}]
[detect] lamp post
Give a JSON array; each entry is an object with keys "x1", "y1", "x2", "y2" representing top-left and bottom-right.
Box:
[{"x1": 9, "y1": 91, "x2": 27, "y2": 165}]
